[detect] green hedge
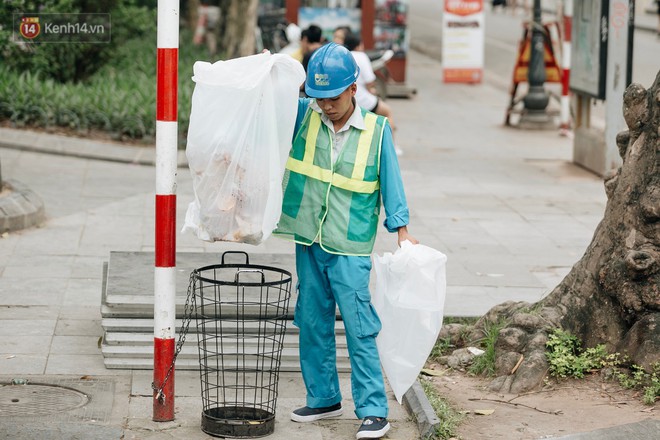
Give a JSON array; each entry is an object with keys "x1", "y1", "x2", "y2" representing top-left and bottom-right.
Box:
[
  {"x1": 0, "y1": 33, "x2": 205, "y2": 144},
  {"x1": 0, "y1": 1, "x2": 209, "y2": 145},
  {"x1": 0, "y1": 1, "x2": 156, "y2": 83}
]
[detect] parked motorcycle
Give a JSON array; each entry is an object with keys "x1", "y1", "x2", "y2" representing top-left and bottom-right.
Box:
[{"x1": 366, "y1": 49, "x2": 394, "y2": 99}]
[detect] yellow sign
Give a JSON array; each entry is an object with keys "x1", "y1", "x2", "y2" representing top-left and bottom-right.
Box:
[{"x1": 512, "y1": 25, "x2": 562, "y2": 85}]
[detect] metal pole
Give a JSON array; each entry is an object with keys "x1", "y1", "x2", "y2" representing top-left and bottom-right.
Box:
[
  {"x1": 559, "y1": 0, "x2": 573, "y2": 134},
  {"x1": 522, "y1": 0, "x2": 550, "y2": 115},
  {"x1": 153, "y1": 0, "x2": 179, "y2": 422}
]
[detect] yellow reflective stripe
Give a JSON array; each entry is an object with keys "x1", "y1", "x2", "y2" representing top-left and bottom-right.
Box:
[
  {"x1": 303, "y1": 112, "x2": 321, "y2": 164},
  {"x1": 286, "y1": 157, "x2": 378, "y2": 192},
  {"x1": 286, "y1": 110, "x2": 380, "y2": 193},
  {"x1": 286, "y1": 157, "x2": 333, "y2": 183},
  {"x1": 352, "y1": 113, "x2": 377, "y2": 180},
  {"x1": 377, "y1": 116, "x2": 387, "y2": 175},
  {"x1": 331, "y1": 173, "x2": 379, "y2": 193}
]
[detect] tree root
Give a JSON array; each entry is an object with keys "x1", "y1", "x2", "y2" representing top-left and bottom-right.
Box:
[{"x1": 467, "y1": 397, "x2": 562, "y2": 415}]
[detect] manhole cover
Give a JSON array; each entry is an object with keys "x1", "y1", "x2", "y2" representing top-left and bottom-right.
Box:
[{"x1": 0, "y1": 383, "x2": 89, "y2": 417}]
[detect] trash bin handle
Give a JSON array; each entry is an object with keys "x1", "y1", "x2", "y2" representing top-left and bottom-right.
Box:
[
  {"x1": 234, "y1": 268, "x2": 265, "y2": 284},
  {"x1": 221, "y1": 251, "x2": 250, "y2": 265}
]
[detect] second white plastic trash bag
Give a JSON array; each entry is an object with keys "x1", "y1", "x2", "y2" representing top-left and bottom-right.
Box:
[
  {"x1": 182, "y1": 52, "x2": 305, "y2": 244},
  {"x1": 372, "y1": 240, "x2": 447, "y2": 403}
]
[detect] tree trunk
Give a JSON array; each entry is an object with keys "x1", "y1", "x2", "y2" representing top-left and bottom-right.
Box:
[
  {"x1": 220, "y1": 0, "x2": 259, "y2": 58},
  {"x1": 188, "y1": 0, "x2": 200, "y2": 30},
  {"x1": 442, "y1": 71, "x2": 660, "y2": 394}
]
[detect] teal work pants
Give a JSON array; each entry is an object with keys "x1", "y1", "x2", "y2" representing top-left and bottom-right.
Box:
[{"x1": 293, "y1": 243, "x2": 388, "y2": 419}]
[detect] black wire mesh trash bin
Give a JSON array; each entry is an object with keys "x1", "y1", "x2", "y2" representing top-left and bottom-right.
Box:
[{"x1": 190, "y1": 251, "x2": 292, "y2": 438}]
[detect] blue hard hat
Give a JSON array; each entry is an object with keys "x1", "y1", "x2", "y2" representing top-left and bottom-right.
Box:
[{"x1": 305, "y1": 42, "x2": 360, "y2": 98}]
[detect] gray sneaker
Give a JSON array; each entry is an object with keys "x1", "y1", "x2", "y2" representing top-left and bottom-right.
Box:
[
  {"x1": 290, "y1": 402, "x2": 343, "y2": 422},
  {"x1": 356, "y1": 416, "x2": 390, "y2": 439}
]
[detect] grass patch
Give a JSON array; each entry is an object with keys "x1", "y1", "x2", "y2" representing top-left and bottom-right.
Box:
[
  {"x1": 545, "y1": 329, "x2": 609, "y2": 379},
  {"x1": 443, "y1": 316, "x2": 479, "y2": 326},
  {"x1": 611, "y1": 363, "x2": 660, "y2": 405},
  {"x1": 420, "y1": 378, "x2": 464, "y2": 439},
  {"x1": 428, "y1": 316, "x2": 479, "y2": 360},
  {"x1": 468, "y1": 319, "x2": 508, "y2": 377},
  {"x1": 546, "y1": 328, "x2": 660, "y2": 405},
  {"x1": 429, "y1": 337, "x2": 453, "y2": 361}
]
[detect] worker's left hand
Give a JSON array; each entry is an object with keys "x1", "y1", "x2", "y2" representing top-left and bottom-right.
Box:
[{"x1": 397, "y1": 226, "x2": 419, "y2": 246}]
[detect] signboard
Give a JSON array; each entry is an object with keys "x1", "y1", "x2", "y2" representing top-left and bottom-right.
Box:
[
  {"x1": 442, "y1": 0, "x2": 484, "y2": 83},
  {"x1": 570, "y1": 0, "x2": 608, "y2": 99},
  {"x1": 298, "y1": 7, "x2": 362, "y2": 41}
]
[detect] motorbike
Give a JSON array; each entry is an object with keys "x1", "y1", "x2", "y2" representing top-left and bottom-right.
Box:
[{"x1": 365, "y1": 49, "x2": 394, "y2": 99}]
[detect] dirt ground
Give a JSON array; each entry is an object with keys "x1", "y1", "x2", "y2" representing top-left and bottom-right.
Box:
[{"x1": 423, "y1": 364, "x2": 658, "y2": 440}]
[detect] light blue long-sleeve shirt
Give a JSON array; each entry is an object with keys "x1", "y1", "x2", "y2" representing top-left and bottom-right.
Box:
[{"x1": 294, "y1": 98, "x2": 409, "y2": 233}]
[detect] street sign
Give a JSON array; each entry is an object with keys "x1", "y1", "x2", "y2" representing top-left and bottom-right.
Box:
[
  {"x1": 570, "y1": 0, "x2": 609, "y2": 100},
  {"x1": 511, "y1": 23, "x2": 563, "y2": 85},
  {"x1": 442, "y1": 0, "x2": 484, "y2": 83},
  {"x1": 505, "y1": 21, "x2": 563, "y2": 126}
]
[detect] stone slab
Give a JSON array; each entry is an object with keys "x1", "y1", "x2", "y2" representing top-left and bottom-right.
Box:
[{"x1": 104, "y1": 251, "x2": 298, "y2": 315}]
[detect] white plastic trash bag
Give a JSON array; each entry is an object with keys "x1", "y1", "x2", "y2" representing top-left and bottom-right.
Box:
[
  {"x1": 182, "y1": 52, "x2": 305, "y2": 244},
  {"x1": 372, "y1": 240, "x2": 447, "y2": 403}
]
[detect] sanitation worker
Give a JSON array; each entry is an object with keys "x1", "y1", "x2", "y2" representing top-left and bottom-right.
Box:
[{"x1": 273, "y1": 42, "x2": 418, "y2": 439}]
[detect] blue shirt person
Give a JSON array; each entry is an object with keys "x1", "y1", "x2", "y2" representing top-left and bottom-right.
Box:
[{"x1": 273, "y1": 43, "x2": 418, "y2": 440}]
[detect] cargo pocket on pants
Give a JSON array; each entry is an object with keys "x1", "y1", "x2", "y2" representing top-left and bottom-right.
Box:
[{"x1": 355, "y1": 288, "x2": 382, "y2": 338}]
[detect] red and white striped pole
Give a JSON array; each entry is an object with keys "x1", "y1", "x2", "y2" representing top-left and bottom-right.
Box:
[
  {"x1": 153, "y1": 0, "x2": 179, "y2": 422},
  {"x1": 559, "y1": 0, "x2": 572, "y2": 134}
]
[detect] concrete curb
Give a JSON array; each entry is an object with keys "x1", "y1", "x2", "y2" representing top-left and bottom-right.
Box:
[
  {"x1": 0, "y1": 178, "x2": 45, "y2": 233},
  {"x1": 0, "y1": 126, "x2": 188, "y2": 168},
  {"x1": 403, "y1": 380, "x2": 441, "y2": 439}
]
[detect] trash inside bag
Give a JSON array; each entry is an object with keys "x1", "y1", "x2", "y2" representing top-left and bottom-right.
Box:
[
  {"x1": 372, "y1": 240, "x2": 447, "y2": 403},
  {"x1": 182, "y1": 52, "x2": 305, "y2": 244}
]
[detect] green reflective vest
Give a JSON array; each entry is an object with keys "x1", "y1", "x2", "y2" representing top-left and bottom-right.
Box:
[{"x1": 273, "y1": 107, "x2": 387, "y2": 256}]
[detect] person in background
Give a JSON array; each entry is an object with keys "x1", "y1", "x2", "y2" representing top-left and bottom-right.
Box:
[
  {"x1": 193, "y1": 0, "x2": 221, "y2": 57},
  {"x1": 332, "y1": 25, "x2": 352, "y2": 45},
  {"x1": 280, "y1": 23, "x2": 303, "y2": 63},
  {"x1": 342, "y1": 31, "x2": 400, "y2": 154},
  {"x1": 301, "y1": 24, "x2": 324, "y2": 72},
  {"x1": 491, "y1": 0, "x2": 507, "y2": 12},
  {"x1": 274, "y1": 42, "x2": 418, "y2": 439}
]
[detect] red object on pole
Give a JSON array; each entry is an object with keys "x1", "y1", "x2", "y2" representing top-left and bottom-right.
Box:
[
  {"x1": 560, "y1": 0, "x2": 573, "y2": 132},
  {"x1": 562, "y1": 3, "x2": 572, "y2": 93},
  {"x1": 153, "y1": 337, "x2": 176, "y2": 421},
  {"x1": 153, "y1": 0, "x2": 179, "y2": 422},
  {"x1": 285, "y1": 0, "x2": 299, "y2": 24},
  {"x1": 156, "y1": 48, "x2": 179, "y2": 122},
  {"x1": 155, "y1": 194, "x2": 177, "y2": 267},
  {"x1": 361, "y1": 0, "x2": 375, "y2": 51}
]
